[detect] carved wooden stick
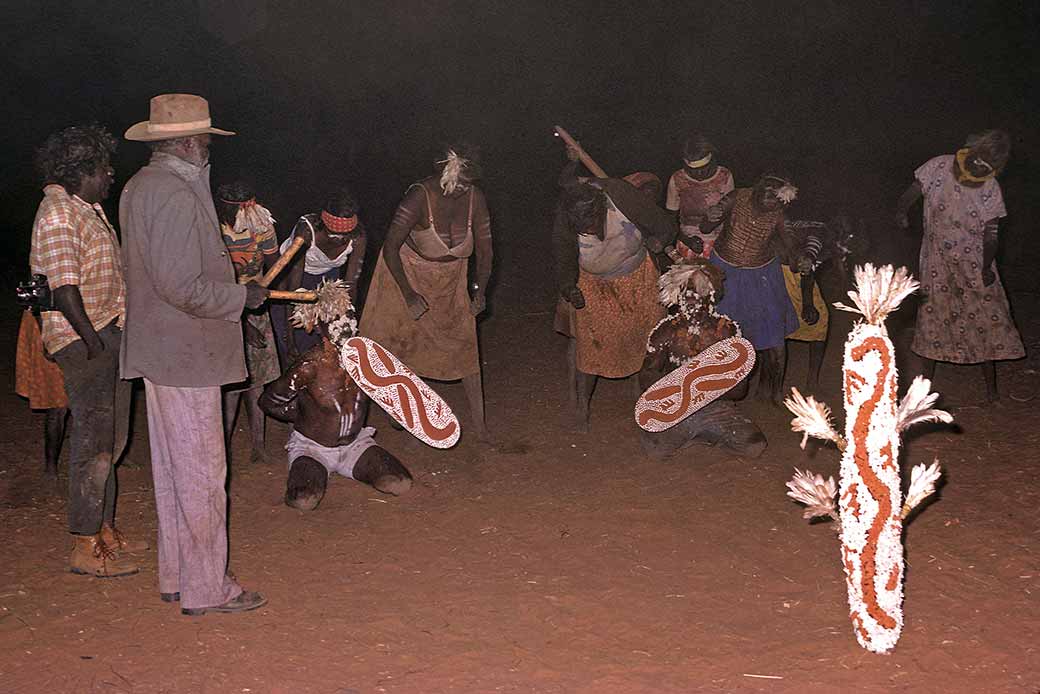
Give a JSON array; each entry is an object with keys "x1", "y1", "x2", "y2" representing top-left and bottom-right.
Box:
[
  {"x1": 258, "y1": 236, "x2": 306, "y2": 288},
  {"x1": 553, "y1": 125, "x2": 609, "y2": 178},
  {"x1": 267, "y1": 289, "x2": 317, "y2": 302}
]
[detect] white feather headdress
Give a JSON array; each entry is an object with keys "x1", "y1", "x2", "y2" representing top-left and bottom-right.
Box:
[
  {"x1": 290, "y1": 280, "x2": 357, "y2": 343},
  {"x1": 658, "y1": 264, "x2": 699, "y2": 308},
  {"x1": 438, "y1": 150, "x2": 469, "y2": 195}
]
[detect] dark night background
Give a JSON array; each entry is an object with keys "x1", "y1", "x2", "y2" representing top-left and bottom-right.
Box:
[{"x1": 1, "y1": 0, "x2": 1037, "y2": 301}]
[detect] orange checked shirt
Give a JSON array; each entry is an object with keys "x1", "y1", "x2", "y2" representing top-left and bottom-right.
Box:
[{"x1": 29, "y1": 184, "x2": 126, "y2": 354}]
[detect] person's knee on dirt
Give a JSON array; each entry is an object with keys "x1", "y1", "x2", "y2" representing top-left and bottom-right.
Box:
[
  {"x1": 640, "y1": 259, "x2": 766, "y2": 457},
  {"x1": 352, "y1": 447, "x2": 413, "y2": 496},
  {"x1": 285, "y1": 456, "x2": 328, "y2": 511},
  {"x1": 260, "y1": 281, "x2": 414, "y2": 511}
]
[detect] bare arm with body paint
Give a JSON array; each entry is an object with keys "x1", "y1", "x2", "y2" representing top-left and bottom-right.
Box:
[
  {"x1": 259, "y1": 356, "x2": 314, "y2": 422},
  {"x1": 382, "y1": 186, "x2": 428, "y2": 319},
  {"x1": 260, "y1": 340, "x2": 368, "y2": 448}
]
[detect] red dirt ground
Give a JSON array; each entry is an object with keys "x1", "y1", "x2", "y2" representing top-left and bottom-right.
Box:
[{"x1": 2, "y1": 276, "x2": 1039, "y2": 692}]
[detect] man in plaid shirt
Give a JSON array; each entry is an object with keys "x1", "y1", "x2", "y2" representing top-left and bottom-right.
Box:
[{"x1": 29, "y1": 124, "x2": 143, "y2": 578}]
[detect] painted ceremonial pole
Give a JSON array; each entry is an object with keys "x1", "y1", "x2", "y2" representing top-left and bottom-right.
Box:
[
  {"x1": 553, "y1": 126, "x2": 609, "y2": 178},
  {"x1": 784, "y1": 264, "x2": 949, "y2": 653}
]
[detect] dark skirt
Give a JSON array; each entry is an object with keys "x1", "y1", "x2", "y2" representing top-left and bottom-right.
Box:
[{"x1": 709, "y1": 252, "x2": 798, "y2": 351}]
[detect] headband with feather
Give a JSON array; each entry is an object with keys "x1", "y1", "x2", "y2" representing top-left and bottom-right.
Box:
[
  {"x1": 438, "y1": 149, "x2": 469, "y2": 195},
  {"x1": 658, "y1": 263, "x2": 700, "y2": 308},
  {"x1": 223, "y1": 199, "x2": 276, "y2": 238}
]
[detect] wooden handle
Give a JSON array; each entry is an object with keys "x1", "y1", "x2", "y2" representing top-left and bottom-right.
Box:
[
  {"x1": 553, "y1": 125, "x2": 609, "y2": 178},
  {"x1": 258, "y1": 236, "x2": 306, "y2": 288},
  {"x1": 267, "y1": 289, "x2": 317, "y2": 302}
]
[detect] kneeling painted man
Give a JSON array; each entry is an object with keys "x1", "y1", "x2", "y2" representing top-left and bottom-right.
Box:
[
  {"x1": 260, "y1": 281, "x2": 412, "y2": 510},
  {"x1": 639, "y1": 258, "x2": 767, "y2": 458}
]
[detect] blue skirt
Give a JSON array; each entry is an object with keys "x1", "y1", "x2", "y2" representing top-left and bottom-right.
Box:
[{"x1": 709, "y1": 252, "x2": 798, "y2": 351}]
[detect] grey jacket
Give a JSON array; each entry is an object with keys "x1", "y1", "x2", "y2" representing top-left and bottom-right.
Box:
[{"x1": 119, "y1": 152, "x2": 247, "y2": 386}]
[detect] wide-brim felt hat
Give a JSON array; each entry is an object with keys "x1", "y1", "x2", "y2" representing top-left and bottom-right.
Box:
[{"x1": 125, "y1": 93, "x2": 235, "y2": 141}]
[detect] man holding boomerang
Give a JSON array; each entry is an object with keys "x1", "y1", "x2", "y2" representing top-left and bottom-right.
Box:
[{"x1": 120, "y1": 94, "x2": 274, "y2": 615}]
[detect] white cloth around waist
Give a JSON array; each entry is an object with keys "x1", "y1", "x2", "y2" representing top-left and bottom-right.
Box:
[{"x1": 285, "y1": 427, "x2": 377, "y2": 480}]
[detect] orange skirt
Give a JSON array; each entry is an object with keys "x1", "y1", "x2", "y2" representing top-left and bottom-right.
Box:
[
  {"x1": 15, "y1": 311, "x2": 67, "y2": 409},
  {"x1": 575, "y1": 254, "x2": 664, "y2": 378}
]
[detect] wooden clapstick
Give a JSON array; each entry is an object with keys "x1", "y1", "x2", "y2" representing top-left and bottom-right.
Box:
[
  {"x1": 258, "y1": 236, "x2": 306, "y2": 288},
  {"x1": 553, "y1": 125, "x2": 609, "y2": 178},
  {"x1": 267, "y1": 290, "x2": 317, "y2": 302}
]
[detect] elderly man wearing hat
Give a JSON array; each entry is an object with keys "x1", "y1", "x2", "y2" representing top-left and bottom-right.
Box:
[{"x1": 120, "y1": 94, "x2": 269, "y2": 616}]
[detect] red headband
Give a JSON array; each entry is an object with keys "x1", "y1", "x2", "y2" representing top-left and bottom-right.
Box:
[{"x1": 321, "y1": 210, "x2": 358, "y2": 233}]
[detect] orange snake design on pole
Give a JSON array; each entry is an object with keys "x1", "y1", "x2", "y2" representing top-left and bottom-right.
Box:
[
  {"x1": 783, "y1": 264, "x2": 949, "y2": 654},
  {"x1": 841, "y1": 332, "x2": 902, "y2": 650}
]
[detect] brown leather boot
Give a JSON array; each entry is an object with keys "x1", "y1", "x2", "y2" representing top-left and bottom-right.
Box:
[
  {"x1": 69, "y1": 534, "x2": 139, "y2": 578},
  {"x1": 100, "y1": 524, "x2": 150, "y2": 553}
]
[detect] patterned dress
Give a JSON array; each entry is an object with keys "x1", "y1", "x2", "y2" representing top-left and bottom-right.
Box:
[
  {"x1": 220, "y1": 220, "x2": 281, "y2": 389},
  {"x1": 912, "y1": 156, "x2": 1024, "y2": 363},
  {"x1": 665, "y1": 167, "x2": 734, "y2": 259}
]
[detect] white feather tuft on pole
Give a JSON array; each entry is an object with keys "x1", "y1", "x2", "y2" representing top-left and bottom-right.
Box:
[
  {"x1": 786, "y1": 468, "x2": 839, "y2": 521},
  {"x1": 901, "y1": 459, "x2": 942, "y2": 519},
  {"x1": 438, "y1": 150, "x2": 468, "y2": 195},
  {"x1": 784, "y1": 387, "x2": 846, "y2": 451},
  {"x1": 897, "y1": 376, "x2": 953, "y2": 432},
  {"x1": 833, "y1": 263, "x2": 919, "y2": 325}
]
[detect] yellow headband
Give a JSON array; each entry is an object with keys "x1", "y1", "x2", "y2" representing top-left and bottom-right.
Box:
[
  {"x1": 955, "y1": 148, "x2": 995, "y2": 184},
  {"x1": 684, "y1": 152, "x2": 713, "y2": 169}
]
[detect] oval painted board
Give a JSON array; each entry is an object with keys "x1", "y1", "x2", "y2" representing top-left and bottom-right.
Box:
[
  {"x1": 341, "y1": 336, "x2": 460, "y2": 449},
  {"x1": 635, "y1": 336, "x2": 755, "y2": 432}
]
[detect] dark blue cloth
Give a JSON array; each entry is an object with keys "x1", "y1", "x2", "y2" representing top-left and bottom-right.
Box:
[{"x1": 709, "y1": 252, "x2": 798, "y2": 351}]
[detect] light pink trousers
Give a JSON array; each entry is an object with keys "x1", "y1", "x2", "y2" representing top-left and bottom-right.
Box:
[{"x1": 144, "y1": 380, "x2": 242, "y2": 610}]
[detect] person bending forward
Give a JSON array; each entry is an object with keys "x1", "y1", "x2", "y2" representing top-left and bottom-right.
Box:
[{"x1": 359, "y1": 145, "x2": 491, "y2": 439}]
